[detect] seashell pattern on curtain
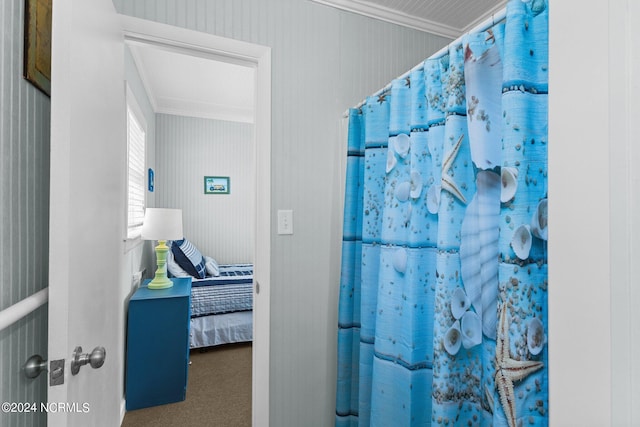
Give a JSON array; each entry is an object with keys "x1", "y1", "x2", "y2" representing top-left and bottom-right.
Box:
[{"x1": 335, "y1": 1, "x2": 548, "y2": 426}]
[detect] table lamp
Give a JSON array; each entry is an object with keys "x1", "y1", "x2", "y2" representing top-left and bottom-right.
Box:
[{"x1": 141, "y1": 208, "x2": 184, "y2": 289}]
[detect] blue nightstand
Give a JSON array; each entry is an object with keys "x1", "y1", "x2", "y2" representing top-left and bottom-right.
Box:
[{"x1": 125, "y1": 277, "x2": 192, "y2": 411}]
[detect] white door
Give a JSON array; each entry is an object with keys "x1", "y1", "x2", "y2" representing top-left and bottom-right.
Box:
[{"x1": 48, "y1": 0, "x2": 127, "y2": 425}]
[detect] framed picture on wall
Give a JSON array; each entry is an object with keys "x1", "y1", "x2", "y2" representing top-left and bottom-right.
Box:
[
  {"x1": 24, "y1": 0, "x2": 52, "y2": 96},
  {"x1": 204, "y1": 176, "x2": 230, "y2": 195},
  {"x1": 148, "y1": 168, "x2": 155, "y2": 192}
]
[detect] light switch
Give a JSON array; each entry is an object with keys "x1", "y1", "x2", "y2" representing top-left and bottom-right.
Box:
[{"x1": 277, "y1": 210, "x2": 293, "y2": 235}]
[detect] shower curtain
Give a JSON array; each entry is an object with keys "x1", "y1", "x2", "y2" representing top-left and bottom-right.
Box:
[{"x1": 336, "y1": 1, "x2": 548, "y2": 426}]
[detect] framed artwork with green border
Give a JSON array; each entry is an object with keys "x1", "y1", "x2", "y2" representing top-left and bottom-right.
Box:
[{"x1": 204, "y1": 176, "x2": 230, "y2": 194}]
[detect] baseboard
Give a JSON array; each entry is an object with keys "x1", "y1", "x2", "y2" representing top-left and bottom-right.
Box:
[{"x1": 120, "y1": 396, "x2": 126, "y2": 426}]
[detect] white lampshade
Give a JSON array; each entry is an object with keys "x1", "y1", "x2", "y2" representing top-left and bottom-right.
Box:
[{"x1": 141, "y1": 208, "x2": 183, "y2": 241}]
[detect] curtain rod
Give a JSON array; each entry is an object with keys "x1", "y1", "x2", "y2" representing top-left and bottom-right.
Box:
[{"x1": 344, "y1": 7, "x2": 507, "y2": 116}]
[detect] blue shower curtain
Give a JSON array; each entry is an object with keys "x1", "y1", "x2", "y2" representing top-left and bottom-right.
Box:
[{"x1": 336, "y1": 1, "x2": 548, "y2": 426}]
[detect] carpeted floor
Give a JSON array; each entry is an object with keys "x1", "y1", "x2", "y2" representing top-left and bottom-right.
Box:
[{"x1": 121, "y1": 342, "x2": 252, "y2": 427}]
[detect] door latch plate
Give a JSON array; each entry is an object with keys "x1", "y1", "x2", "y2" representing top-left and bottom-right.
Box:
[{"x1": 50, "y1": 359, "x2": 64, "y2": 386}]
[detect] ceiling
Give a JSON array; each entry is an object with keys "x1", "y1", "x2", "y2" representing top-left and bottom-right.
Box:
[
  {"x1": 128, "y1": 44, "x2": 256, "y2": 123},
  {"x1": 128, "y1": 0, "x2": 505, "y2": 123}
]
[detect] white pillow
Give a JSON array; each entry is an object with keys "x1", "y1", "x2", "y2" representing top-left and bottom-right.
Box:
[{"x1": 204, "y1": 256, "x2": 220, "y2": 277}]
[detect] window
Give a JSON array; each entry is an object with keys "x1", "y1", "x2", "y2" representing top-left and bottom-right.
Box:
[{"x1": 126, "y1": 86, "x2": 147, "y2": 241}]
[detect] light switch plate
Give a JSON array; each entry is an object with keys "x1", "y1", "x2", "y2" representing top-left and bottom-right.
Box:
[{"x1": 277, "y1": 210, "x2": 293, "y2": 235}]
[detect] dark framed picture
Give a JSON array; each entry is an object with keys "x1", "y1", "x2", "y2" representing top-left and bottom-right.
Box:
[
  {"x1": 204, "y1": 176, "x2": 230, "y2": 195},
  {"x1": 24, "y1": 0, "x2": 52, "y2": 96}
]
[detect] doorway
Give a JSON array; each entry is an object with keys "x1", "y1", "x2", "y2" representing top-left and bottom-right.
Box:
[{"x1": 121, "y1": 15, "x2": 271, "y2": 425}]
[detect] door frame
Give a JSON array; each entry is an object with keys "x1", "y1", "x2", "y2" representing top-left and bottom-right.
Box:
[{"x1": 120, "y1": 15, "x2": 271, "y2": 425}]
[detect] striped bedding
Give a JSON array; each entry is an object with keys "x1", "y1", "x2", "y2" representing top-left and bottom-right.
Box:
[{"x1": 190, "y1": 264, "x2": 253, "y2": 318}]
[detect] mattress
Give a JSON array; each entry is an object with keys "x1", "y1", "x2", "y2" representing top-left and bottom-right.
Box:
[{"x1": 190, "y1": 263, "x2": 253, "y2": 318}]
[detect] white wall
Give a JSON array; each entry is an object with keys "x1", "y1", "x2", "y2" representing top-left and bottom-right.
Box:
[
  {"x1": 155, "y1": 114, "x2": 255, "y2": 264},
  {"x1": 0, "y1": 1, "x2": 49, "y2": 426},
  {"x1": 124, "y1": 44, "x2": 157, "y2": 282},
  {"x1": 123, "y1": 46, "x2": 156, "y2": 277},
  {"x1": 548, "y1": 0, "x2": 638, "y2": 425},
  {"x1": 605, "y1": 0, "x2": 639, "y2": 425}
]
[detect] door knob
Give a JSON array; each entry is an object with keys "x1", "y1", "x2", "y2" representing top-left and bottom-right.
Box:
[
  {"x1": 71, "y1": 346, "x2": 106, "y2": 375},
  {"x1": 24, "y1": 354, "x2": 47, "y2": 379}
]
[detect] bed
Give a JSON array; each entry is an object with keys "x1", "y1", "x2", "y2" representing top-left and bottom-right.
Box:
[
  {"x1": 166, "y1": 238, "x2": 254, "y2": 349},
  {"x1": 189, "y1": 263, "x2": 254, "y2": 349}
]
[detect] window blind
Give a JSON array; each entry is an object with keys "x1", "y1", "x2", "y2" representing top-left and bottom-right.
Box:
[{"x1": 127, "y1": 106, "x2": 146, "y2": 239}]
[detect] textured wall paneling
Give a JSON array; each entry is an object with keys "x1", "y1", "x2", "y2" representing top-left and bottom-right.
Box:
[
  {"x1": 155, "y1": 114, "x2": 254, "y2": 264},
  {"x1": 0, "y1": 0, "x2": 50, "y2": 425}
]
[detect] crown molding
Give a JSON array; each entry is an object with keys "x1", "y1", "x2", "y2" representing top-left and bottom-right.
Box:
[
  {"x1": 156, "y1": 96, "x2": 254, "y2": 123},
  {"x1": 311, "y1": 0, "x2": 460, "y2": 39}
]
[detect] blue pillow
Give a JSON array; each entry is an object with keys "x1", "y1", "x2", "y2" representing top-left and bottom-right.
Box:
[
  {"x1": 171, "y1": 239, "x2": 207, "y2": 279},
  {"x1": 166, "y1": 246, "x2": 191, "y2": 278}
]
